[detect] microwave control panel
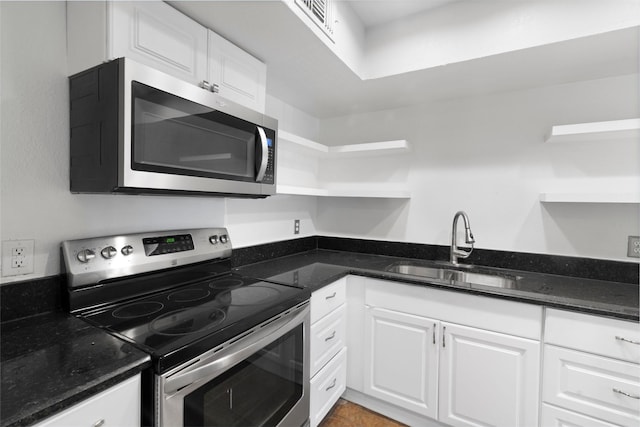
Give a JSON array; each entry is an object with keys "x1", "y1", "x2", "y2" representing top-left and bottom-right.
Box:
[{"x1": 262, "y1": 131, "x2": 276, "y2": 184}]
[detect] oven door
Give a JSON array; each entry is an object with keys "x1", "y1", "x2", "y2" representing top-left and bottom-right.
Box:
[{"x1": 158, "y1": 303, "x2": 310, "y2": 427}]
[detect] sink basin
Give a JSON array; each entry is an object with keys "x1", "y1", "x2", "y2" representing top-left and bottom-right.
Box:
[
  {"x1": 446, "y1": 270, "x2": 517, "y2": 289},
  {"x1": 386, "y1": 262, "x2": 519, "y2": 289}
]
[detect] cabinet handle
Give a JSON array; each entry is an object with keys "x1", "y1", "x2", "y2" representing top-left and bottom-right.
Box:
[
  {"x1": 613, "y1": 388, "x2": 640, "y2": 399},
  {"x1": 325, "y1": 331, "x2": 336, "y2": 341},
  {"x1": 93, "y1": 420, "x2": 105, "y2": 427},
  {"x1": 442, "y1": 326, "x2": 446, "y2": 348},
  {"x1": 325, "y1": 292, "x2": 337, "y2": 300},
  {"x1": 432, "y1": 323, "x2": 436, "y2": 345},
  {"x1": 326, "y1": 378, "x2": 337, "y2": 391},
  {"x1": 616, "y1": 336, "x2": 640, "y2": 345}
]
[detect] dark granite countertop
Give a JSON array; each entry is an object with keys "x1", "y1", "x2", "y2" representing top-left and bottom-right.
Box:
[
  {"x1": 235, "y1": 249, "x2": 639, "y2": 321},
  {"x1": 1, "y1": 311, "x2": 150, "y2": 427}
]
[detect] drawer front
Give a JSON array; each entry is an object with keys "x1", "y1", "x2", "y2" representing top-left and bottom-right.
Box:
[
  {"x1": 541, "y1": 404, "x2": 620, "y2": 427},
  {"x1": 545, "y1": 308, "x2": 640, "y2": 363},
  {"x1": 311, "y1": 278, "x2": 347, "y2": 324},
  {"x1": 543, "y1": 345, "x2": 640, "y2": 427},
  {"x1": 310, "y1": 347, "x2": 347, "y2": 427},
  {"x1": 311, "y1": 304, "x2": 346, "y2": 377},
  {"x1": 34, "y1": 374, "x2": 141, "y2": 427}
]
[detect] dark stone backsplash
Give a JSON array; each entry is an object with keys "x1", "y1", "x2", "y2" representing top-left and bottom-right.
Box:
[
  {"x1": 3, "y1": 236, "x2": 638, "y2": 323},
  {"x1": 1, "y1": 276, "x2": 63, "y2": 323},
  {"x1": 316, "y1": 236, "x2": 640, "y2": 284}
]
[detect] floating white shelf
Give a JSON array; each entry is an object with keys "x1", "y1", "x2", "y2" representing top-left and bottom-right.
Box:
[
  {"x1": 278, "y1": 130, "x2": 410, "y2": 157},
  {"x1": 539, "y1": 193, "x2": 640, "y2": 204},
  {"x1": 545, "y1": 118, "x2": 640, "y2": 144},
  {"x1": 277, "y1": 185, "x2": 411, "y2": 199},
  {"x1": 277, "y1": 130, "x2": 412, "y2": 199}
]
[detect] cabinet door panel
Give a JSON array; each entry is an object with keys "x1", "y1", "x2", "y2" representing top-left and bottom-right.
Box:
[
  {"x1": 208, "y1": 30, "x2": 266, "y2": 113},
  {"x1": 543, "y1": 345, "x2": 640, "y2": 427},
  {"x1": 439, "y1": 323, "x2": 539, "y2": 427},
  {"x1": 364, "y1": 307, "x2": 438, "y2": 418},
  {"x1": 110, "y1": 1, "x2": 207, "y2": 84}
]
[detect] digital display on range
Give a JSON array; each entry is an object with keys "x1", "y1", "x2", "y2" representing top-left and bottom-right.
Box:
[{"x1": 143, "y1": 234, "x2": 194, "y2": 256}]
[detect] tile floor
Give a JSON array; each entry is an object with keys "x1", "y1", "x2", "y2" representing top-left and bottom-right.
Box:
[{"x1": 318, "y1": 399, "x2": 408, "y2": 427}]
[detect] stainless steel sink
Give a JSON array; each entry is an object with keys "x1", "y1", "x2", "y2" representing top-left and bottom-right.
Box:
[{"x1": 386, "y1": 262, "x2": 519, "y2": 289}]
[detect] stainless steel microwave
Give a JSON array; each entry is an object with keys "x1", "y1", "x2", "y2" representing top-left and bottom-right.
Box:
[{"x1": 69, "y1": 58, "x2": 277, "y2": 197}]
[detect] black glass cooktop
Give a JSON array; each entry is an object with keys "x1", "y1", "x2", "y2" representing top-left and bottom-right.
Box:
[{"x1": 79, "y1": 273, "x2": 310, "y2": 373}]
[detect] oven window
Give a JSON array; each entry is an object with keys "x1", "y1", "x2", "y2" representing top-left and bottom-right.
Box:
[
  {"x1": 183, "y1": 324, "x2": 304, "y2": 427},
  {"x1": 131, "y1": 82, "x2": 257, "y2": 181}
]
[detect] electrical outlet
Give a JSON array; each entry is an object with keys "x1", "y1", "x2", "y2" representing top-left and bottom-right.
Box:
[
  {"x1": 294, "y1": 219, "x2": 300, "y2": 235},
  {"x1": 628, "y1": 236, "x2": 640, "y2": 258},
  {"x1": 2, "y1": 240, "x2": 35, "y2": 277}
]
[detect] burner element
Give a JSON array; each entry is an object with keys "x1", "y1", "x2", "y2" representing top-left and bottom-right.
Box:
[
  {"x1": 167, "y1": 288, "x2": 211, "y2": 303},
  {"x1": 228, "y1": 286, "x2": 281, "y2": 306},
  {"x1": 150, "y1": 307, "x2": 227, "y2": 336},
  {"x1": 112, "y1": 301, "x2": 164, "y2": 319},
  {"x1": 209, "y1": 278, "x2": 244, "y2": 289}
]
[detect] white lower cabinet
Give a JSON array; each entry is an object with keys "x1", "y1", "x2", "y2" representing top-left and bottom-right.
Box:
[
  {"x1": 310, "y1": 278, "x2": 347, "y2": 427},
  {"x1": 542, "y1": 309, "x2": 640, "y2": 427},
  {"x1": 33, "y1": 374, "x2": 141, "y2": 427},
  {"x1": 310, "y1": 347, "x2": 348, "y2": 427},
  {"x1": 356, "y1": 277, "x2": 542, "y2": 427},
  {"x1": 364, "y1": 307, "x2": 438, "y2": 418},
  {"x1": 438, "y1": 323, "x2": 540, "y2": 427},
  {"x1": 541, "y1": 403, "x2": 622, "y2": 427}
]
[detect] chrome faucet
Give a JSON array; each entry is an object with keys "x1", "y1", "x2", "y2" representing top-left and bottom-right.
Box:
[{"x1": 450, "y1": 211, "x2": 475, "y2": 265}]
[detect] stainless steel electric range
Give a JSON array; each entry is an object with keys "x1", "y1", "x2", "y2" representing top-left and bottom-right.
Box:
[{"x1": 61, "y1": 228, "x2": 311, "y2": 427}]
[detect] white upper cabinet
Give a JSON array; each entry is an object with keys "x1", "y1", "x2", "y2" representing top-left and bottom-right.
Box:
[
  {"x1": 68, "y1": 1, "x2": 267, "y2": 113},
  {"x1": 208, "y1": 30, "x2": 267, "y2": 113},
  {"x1": 68, "y1": 1, "x2": 207, "y2": 84}
]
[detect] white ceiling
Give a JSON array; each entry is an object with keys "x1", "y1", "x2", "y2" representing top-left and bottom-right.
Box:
[
  {"x1": 170, "y1": 1, "x2": 639, "y2": 119},
  {"x1": 348, "y1": 0, "x2": 460, "y2": 27}
]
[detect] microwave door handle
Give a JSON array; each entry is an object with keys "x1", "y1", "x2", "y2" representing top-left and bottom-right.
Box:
[{"x1": 255, "y1": 126, "x2": 268, "y2": 182}]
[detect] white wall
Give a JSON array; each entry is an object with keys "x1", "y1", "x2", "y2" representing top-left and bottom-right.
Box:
[
  {"x1": 0, "y1": 2, "x2": 318, "y2": 283},
  {"x1": 364, "y1": 0, "x2": 640, "y2": 79},
  {"x1": 317, "y1": 74, "x2": 640, "y2": 262}
]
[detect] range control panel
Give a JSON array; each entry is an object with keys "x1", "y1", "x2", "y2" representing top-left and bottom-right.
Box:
[{"x1": 62, "y1": 228, "x2": 231, "y2": 288}]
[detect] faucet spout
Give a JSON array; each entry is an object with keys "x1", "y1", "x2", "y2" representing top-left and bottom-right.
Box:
[{"x1": 450, "y1": 211, "x2": 475, "y2": 265}]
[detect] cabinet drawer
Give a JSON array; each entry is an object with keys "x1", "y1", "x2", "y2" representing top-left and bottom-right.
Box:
[
  {"x1": 543, "y1": 345, "x2": 640, "y2": 427},
  {"x1": 311, "y1": 304, "x2": 346, "y2": 377},
  {"x1": 541, "y1": 404, "x2": 620, "y2": 427},
  {"x1": 33, "y1": 374, "x2": 141, "y2": 427},
  {"x1": 546, "y1": 309, "x2": 640, "y2": 363},
  {"x1": 311, "y1": 278, "x2": 346, "y2": 324},
  {"x1": 310, "y1": 347, "x2": 347, "y2": 427}
]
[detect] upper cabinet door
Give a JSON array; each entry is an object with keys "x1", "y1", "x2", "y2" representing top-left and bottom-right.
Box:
[
  {"x1": 208, "y1": 30, "x2": 267, "y2": 113},
  {"x1": 109, "y1": 1, "x2": 207, "y2": 85},
  {"x1": 438, "y1": 322, "x2": 540, "y2": 427}
]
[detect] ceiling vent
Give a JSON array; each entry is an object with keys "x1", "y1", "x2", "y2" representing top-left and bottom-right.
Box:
[{"x1": 295, "y1": 0, "x2": 335, "y2": 41}]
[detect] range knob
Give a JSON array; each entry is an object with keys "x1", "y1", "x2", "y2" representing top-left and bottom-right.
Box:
[
  {"x1": 101, "y1": 246, "x2": 117, "y2": 259},
  {"x1": 77, "y1": 249, "x2": 96, "y2": 263},
  {"x1": 209, "y1": 235, "x2": 218, "y2": 245},
  {"x1": 220, "y1": 235, "x2": 229, "y2": 244},
  {"x1": 121, "y1": 245, "x2": 134, "y2": 256}
]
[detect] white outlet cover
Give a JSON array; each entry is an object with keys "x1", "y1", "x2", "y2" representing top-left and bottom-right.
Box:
[{"x1": 1, "y1": 240, "x2": 35, "y2": 276}]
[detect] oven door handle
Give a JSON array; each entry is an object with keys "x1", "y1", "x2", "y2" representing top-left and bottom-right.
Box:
[{"x1": 164, "y1": 304, "x2": 308, "y2": 395}]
